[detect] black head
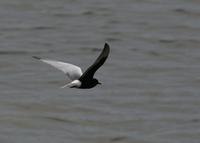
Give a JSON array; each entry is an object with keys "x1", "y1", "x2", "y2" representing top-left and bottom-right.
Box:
[{"x1": 93, "y1": 78, "x2": 101, "y2": 85}]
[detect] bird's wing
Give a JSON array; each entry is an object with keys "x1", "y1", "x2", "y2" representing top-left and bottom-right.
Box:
[
  {"x1": 79, "y1": 43, "x2": 110, "y2": 81},
  {"x1": 33, "y1": 56, "x2": 83, "y2": 81}
]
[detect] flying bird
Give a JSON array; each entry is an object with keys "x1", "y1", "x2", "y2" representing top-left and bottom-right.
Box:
[{"x1": 33, "y1": 43, "x2": 110, "y2": 89}]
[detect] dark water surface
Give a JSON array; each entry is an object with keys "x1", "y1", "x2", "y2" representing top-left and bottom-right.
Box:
[{"x1": 0, "y1": 0, "x2": 200, "y2": 143}]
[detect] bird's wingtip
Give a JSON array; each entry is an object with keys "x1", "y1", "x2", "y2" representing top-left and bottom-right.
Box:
[
  {"x1": 32, "y1": 56, "x2": 41, "y2": 60},
  {"x1": 104, "y1": 42, "x2": 110, "y2": 48}
]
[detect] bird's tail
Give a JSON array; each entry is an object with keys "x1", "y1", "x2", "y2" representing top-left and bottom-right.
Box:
[
  {"x1": 60, "y1": 83, "x2": 71, "y2": 88},
  {"x1": 60, "y1": 80, "x2": 81, "y2": 88}
]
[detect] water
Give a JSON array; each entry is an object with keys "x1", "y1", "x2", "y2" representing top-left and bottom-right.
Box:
[{"x1": 0, "y1": 0, "x2": 200, "y2": 143}]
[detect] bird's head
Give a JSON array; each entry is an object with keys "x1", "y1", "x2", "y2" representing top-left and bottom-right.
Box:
[{"x1": 93, "y1": 78, "x2": 101, "y2": 85}]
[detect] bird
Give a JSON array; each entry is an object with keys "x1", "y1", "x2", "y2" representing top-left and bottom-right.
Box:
[{"x1": 33, "y1": 43, "x2": 110, "y2": 89}]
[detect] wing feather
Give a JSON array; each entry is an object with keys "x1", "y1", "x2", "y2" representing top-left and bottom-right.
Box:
[
  {"x1": 33, "y1": 56, "x2": 82, "y2": 81},
  {"x1": 79, "y1": 43, "x2": 110, "y2": 81}
]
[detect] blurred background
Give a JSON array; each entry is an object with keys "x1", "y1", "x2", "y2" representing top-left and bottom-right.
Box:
[{"x1": 0, "y1": 0, "x2": 200, "y2": 143}]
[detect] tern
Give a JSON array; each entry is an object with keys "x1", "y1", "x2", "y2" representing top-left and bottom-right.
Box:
[{"x1": 33, "y1": 43, "x2": 110, "y2": 89}]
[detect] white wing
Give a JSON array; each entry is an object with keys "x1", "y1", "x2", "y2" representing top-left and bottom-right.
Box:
[{"x1": 33, "y1": 56, "x2": 83, "y2": 81}]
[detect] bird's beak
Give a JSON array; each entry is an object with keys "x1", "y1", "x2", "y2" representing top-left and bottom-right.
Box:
[{"x1": 98, "y1": 82, "x2": 101, "y2": 85}]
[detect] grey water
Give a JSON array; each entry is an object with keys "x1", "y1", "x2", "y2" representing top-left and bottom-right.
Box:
[{"x1": 0, "y1": 0, "x2": 200, "y2": 143}]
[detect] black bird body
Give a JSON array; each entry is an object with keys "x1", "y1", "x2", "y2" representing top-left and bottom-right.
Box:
[
  {"x1": 78, "y1": 43, "x2": 110, "y2": 88},
  {"x1": 33, "y1": 43, "x2": 110, "y2": 89},
  {"x1": 78, "y1": 78, "x2": 99, "y2": 89}
]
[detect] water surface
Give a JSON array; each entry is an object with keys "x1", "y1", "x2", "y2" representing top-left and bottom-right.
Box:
[{"x1": 0, "y1": 0, "x2": 200, "y2": 143}]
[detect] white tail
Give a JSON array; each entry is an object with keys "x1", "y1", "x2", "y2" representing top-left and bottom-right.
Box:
[
  {"x1": 60, "y1": 83, "x2": 71, "y2": 88},
  {"x1": 60, "y1": 80, "x2": 81, "y2": 88}
]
